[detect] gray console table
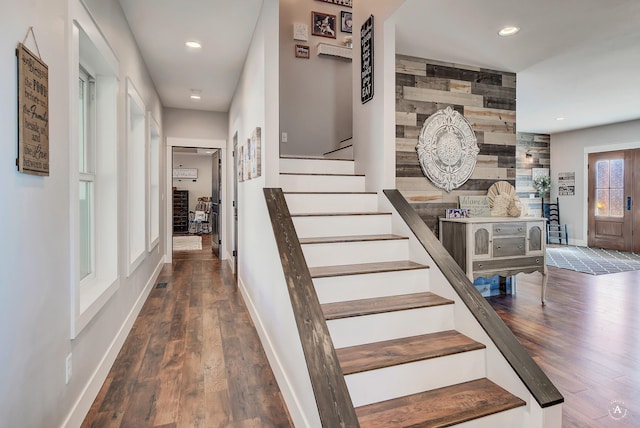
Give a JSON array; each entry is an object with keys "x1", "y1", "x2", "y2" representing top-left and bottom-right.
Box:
[{"x1": 439, "y1": 217, "x2": 548, "y2": 304}]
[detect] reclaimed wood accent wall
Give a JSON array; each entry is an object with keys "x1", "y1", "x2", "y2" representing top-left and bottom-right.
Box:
[
  {"x1": 516, "y1": 132, "x2": 551, "y2": 216},
  {"x1": 395, "y1": 54, "x2": 550, "y2": 233}
]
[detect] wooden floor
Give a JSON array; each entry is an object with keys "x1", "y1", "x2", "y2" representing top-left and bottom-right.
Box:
[
  {"x1": 83, "y1": 237, "x2": 639, "y2": 428},
  {"x1": 488, "y1": 267, "x2": 640, "y2": 427},
  {"x1": 82, "y1": 235, "x2": 293, "y2": 428}
]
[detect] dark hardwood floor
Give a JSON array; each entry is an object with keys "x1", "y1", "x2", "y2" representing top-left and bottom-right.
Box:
[
  {"x1": 82, "y1": 235, "x2": 293, "y2": 428},
  {"x1": 488, "y1": 267, "x2": 640, "y2": 428},
  {"x1": 83, "y1": 236, "x2": 639, "y2": 428}
]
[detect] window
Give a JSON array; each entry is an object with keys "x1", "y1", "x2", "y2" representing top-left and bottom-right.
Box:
[
  {"x1": 127, "y1": 79, "x2": 147, "y2": 273},
  {"x1": 595, "y1": 159, "x2": 624, "y2": 218},
  {"x1": 71, "y1": 0, "x2": 119, "y2": 337},
  {"x1": 148, "y1": 115, "x2": 161, "y2": 250}
]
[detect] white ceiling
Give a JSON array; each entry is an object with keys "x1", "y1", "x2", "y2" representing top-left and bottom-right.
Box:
[{"x1": 118, "y1": 0, "x2": 640, "y2": 134}]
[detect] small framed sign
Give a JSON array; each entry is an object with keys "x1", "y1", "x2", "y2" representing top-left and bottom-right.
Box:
[
  {"x1": 17, "y1": 42, "x2": 49, "y2": 176},
  {"x1": 173, "y1": 168, "x2": 198, "y2": 179},
  {"x1": 360, "y1": 15, "x2": 374, "y2": 104}
]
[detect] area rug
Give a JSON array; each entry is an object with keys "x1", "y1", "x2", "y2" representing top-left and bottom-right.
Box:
[
  {"x1": 546, "y1": 245, "x2": 640, "y2": 275},
  {"x1": 173, "y1": 235, "x2": 202, "y2": 251}
]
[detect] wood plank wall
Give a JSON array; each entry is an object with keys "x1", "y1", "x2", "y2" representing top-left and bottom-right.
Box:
[
  {"x1": 395, "y1": 54, "x2": 550, "y2": 234},
  {"x1": 516, "y1": 132, "x2": 551, "y2": 217}
]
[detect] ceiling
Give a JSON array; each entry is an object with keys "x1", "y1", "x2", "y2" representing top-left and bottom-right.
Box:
[{"x1": 119, "y1": 0, "x2": 640, "y2": 135}]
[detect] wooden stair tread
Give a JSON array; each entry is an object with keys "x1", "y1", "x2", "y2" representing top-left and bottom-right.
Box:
[
  {"x1": 283, "y1": 191, "x2": 376, "y2": 194},
  {"x1": 322, "y1": 292, "x2": 452, "y2": 320},
  {"x1": 291, "y1": 211, "x2": 391, "y2": 217},
  {"x1": 309, "y1": 260, "x2": 428, "y2": 278},
  {"x1": 355, "y1": 378, "x2": 526, "y2": 428},
  {"x1": 280, "y1": 155, "x2": 352, "y2": 161},
  {"x1": 300, "y1": 234, "x2": 408, "y2": 245},
  {"x1": 337, "y1": 330, "x2": 485, "y2": 375}
]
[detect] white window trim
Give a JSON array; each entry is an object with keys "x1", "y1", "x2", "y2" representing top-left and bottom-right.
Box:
[
  {"x1": 148, "y1": 113, "x2": 161, "y2": 252},
  {"x1": 126, "y1": 78, "x2": 147, "y2": 276},
  {"x1": 70, "y1": 0, "x2": 120, "y2": 338}
]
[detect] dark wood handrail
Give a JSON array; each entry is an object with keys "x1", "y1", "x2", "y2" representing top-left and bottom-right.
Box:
[
  {"x1": 384, "y1": 189, "x2": 564, "y2": 408},
  {"x1": 264, "y1": 188, "x2": 360, "y2": 427}
]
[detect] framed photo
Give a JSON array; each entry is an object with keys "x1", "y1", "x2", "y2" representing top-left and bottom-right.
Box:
[
  {"x1": 311, "y1": 11, "x2": 336, "y2": 38},
  {"x1": 315, "y1": 0, "x2": 352, "y2": 7},
  {"x1": 295, "y1": 44, "x2": 310, "y2": 59},
  {"x1": 341, "y1": 11, "x2": 353, "y2": 33}
]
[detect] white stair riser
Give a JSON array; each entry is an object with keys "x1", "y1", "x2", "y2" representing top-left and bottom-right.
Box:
[
  {"x1": 313, "y1": 269, "x2": 430, "y2": 304},
  {"x1": 346, "y1": 350, "x2": 486, "y2": 407},
  {"x1": 280, "y1": 158, "x2": 354, "y2": 174},
  {"x1": 293, "y1": 215, "x2": 391, "y2": 238},
  {"x1": 327, "y1": 305, "x2": 455, "y2": 348},
  {"x1": 452, "y1": 407, "x2": 527, "y2": 428},
  {"x1": 284, "y1": 193, "x2": 378, "y2": 214},
  {"x1": 302, "y1": 240, "x2": 409, "y2": 267},
  {"x1": 280, "y1": 174, "x2": 365, "y2": 193}
]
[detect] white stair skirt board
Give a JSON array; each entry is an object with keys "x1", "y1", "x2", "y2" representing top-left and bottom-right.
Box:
[
  {"x1": 279, "y1": 174, "x2": 365, "y2": 193},
  {"x1": 326, "y1": 305, "x2": 455, "y2": 348},
  {"x1": 301, "y1": 239, "x2": 410, "y2": 268},
  {"x1": 284, "y1": 193, "x2": 378, "y2": 214},
  {"x1": 313, "y1": 269, "x2": 430, "y2": 304},
  {"x1": 279, "y1": 157, "x2": 354, "y2": 175},
  {"x1": 292, "y1": 214, "x2": 392, "y2": 238},
  {"x1": 346, "y1": 350, "x2": 486, "y2": 407}
]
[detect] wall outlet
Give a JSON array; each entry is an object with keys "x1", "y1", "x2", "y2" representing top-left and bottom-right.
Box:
[
  {"x1": 65, "y1": 353, "x2": 72, "y2": 384},
  {"x1": 281, "y1": 132, "x2": 288, "y2": 143}
]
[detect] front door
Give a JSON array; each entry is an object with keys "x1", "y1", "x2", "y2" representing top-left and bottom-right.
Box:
[{"x1": 588, "y1": 149, "x2": 639, "y2": 251}]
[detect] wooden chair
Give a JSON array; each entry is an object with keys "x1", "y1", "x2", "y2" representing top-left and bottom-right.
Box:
[{"x1": 543, "y1": 197, "x2": 568, "y2": 244}]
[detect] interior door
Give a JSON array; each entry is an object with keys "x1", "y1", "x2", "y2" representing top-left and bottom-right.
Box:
[
  {"x1": 634, "y1": 150, "x2": 640, "y2": 253},
  {"x1": 588, "y1": 150, "x2": 637, "y2": 251},
  {"x1": 233, "y1": 132, "x2": 239, "y2": 283},
  {"x1": 210, "y1": 150, "x2": 221, "y2": 257}
]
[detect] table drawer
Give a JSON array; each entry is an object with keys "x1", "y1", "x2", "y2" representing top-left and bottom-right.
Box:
[
  {"x1": 473, "y1": 256, "x2": 544, "y2": 272},
  {"x1": 492, "y1": 222, "x2": 526, "y2": 236},
  {"x1": 493, "y1": 237, "x2": 526, "y2": 257}
]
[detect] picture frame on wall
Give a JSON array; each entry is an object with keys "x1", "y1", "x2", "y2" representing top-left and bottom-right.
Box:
[
  {"x1": 311, "y1": 11, "x2": 337, "y2": 38},
  {"x1": 341, "y1": 11, "x2": 353, "y2": 33},
  {"x1": 295, "y1": 44, "x2": 310, "y2": 59},
  {"x1": 315, "y1": 0, "x2": 352, "y2": 7}
]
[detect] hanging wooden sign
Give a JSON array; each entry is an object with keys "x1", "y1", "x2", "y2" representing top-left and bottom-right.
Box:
[
  {"x1": 17, "y1": 42, "x2": 49, "y2": 176},
  {"x1": 360, "y1": 15, "x2": 374, "y2": 104}
]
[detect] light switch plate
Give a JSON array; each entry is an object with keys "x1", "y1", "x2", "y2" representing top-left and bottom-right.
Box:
[{"x1": 293, "y1": 23, "x2": 308, "y2": 41}]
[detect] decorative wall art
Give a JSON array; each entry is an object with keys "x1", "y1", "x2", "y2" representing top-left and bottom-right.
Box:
[
  {"x1": 458, "y1": 195, "x2": 491, "y2": 217},
  {"x1": 172, "y1": 168, "x2": 198, "y2": 179},
  {"x1": 311, "y1": 11, "x2": 336, "y2": 38},
  {"x1": 416, "y1": 106, "x2": 479, "y2": 192},
  {"x1": 360, "y1": 15, "x2": 374, "y2": 103},
  {"x1": 295, "y1": 44, "x2": 310, "y2": 59},
  {"x1": 17, "y1": 37, "x2": 49, "y2": 176},
  {"x1": 558, "y1": 172, "x2": 575, "y2": 196},
  {"x1": 315, "y1": 0, "x2": 352, "y2": 7},
  {"x1": 238, "y1": 127, "x2": 262, "y2": 182},
  {"x1": 341, "y1": 11, "x2": 353, "y2": 33}
]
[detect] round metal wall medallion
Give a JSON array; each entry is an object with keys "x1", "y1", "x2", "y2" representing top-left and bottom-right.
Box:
[{"x1": 416, "y1": 106, "x2": 479, "y2": 192}]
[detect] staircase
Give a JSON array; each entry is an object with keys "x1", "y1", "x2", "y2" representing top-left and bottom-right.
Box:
[{"x1": 279, "y1": 156, "x2": 529, "y2": 427}]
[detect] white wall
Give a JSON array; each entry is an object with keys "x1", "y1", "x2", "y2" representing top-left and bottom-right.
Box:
[
  {"x1": 551, "y1": 119, "x2": 640, "y2": 246},
  {"x1": 163, "y1": 107, "x2": 228, "y2": 140},
  {"x1": 279, "y1": 0, "x2": 353, "y2": 157},
  {"x1": 352, "y1": 0, "x2": 405, "y2": 192},
  {"x1": 228, "y1": 0, "x2": 321, "y2": 426},
  {"x1": 0, "y1": 1, "x2": 165, "y2": 426},
  {"x1": 172, "y1": 153, "x2": 213, "y2": 212}
]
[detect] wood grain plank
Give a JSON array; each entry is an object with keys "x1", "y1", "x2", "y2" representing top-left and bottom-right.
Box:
[
  {"x1": 403, "y1": 86, "x2": 484, "y2": 107},
  {"x1": 299, "y1": 234, "x2": 408, "y2": 245},
  {"x1": 309, "y1": 260, "x2": 428, "y2": 278},
  {"x1": 322, "y1": 292, "x2": 453, "y2": 320},
  {"x1": 395, "y1": 59, "x2": 427, "y2": 76},
  {"x1": 337, "y1": 330, "x2": 485, "y2": 375}
]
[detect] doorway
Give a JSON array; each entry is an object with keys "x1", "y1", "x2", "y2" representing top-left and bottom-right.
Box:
[
  {"x1": 588, "y1": 149, "x2": 640, "y2": 252},
  {"x1": 171, "y1": 146, "x2": 221, "y2": 259}
]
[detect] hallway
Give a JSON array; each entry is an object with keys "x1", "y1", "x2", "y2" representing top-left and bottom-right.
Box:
[{"x1": 82, "y1": 252, "x2": 292, "y2": 427}]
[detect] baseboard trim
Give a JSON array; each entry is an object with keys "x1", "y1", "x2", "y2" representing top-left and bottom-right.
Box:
[
  {"x1": 61, "y1": 259, "x2": 165, "y2": 428},
  {"x1": 237, "y1": 276, "x2": 314, "y2": 428}
]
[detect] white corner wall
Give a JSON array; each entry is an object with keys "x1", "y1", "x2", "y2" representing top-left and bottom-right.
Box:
[
  {"x1": 0, "y1": 1, "x2": 166, "y2": 426},
  {"x1": 550, "y1": 119, "x2": 640, "y2": 246},
  {"x1": 163, "y1": 107, "x2": 229, "y2": 141},
  {"x1": 352, "y1": 0, "x2": 405, "y2": 192},
  {"x1": 228, "y1": 0, "x2": 321, "y2": 426}
]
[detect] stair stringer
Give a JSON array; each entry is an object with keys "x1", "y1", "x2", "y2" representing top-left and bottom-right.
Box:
[{"x1": 378, "y1": 192, "x2": 563, "y2": 428}]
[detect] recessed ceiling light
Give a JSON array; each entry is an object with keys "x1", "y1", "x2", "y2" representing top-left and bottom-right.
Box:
[
  {"x1": 498, "y1": 26, "x2": 520, "y2": 36},
  {"x1": 190, "y1": 94, "x2": 201, "y2": 100},
  {"x1": 556, "y1": 117, "x2": 565, "y2": 121},
  {"x1": 185, "y1": 40, "x2": 202, "y2": 49}
]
